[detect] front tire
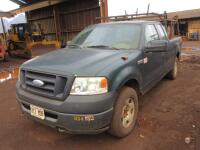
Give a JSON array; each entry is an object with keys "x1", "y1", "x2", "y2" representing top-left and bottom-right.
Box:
[{"x1": 109, "y1": 87, "x2": 138, "y2": 138}]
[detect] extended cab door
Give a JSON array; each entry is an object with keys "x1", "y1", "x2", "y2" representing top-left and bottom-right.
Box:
[
  {"x1": 155, "y1": 24, "x2": 176, "y2": 73},
  {"x1": 141, "y1": 24, "x2": 166, "y2": 92}
]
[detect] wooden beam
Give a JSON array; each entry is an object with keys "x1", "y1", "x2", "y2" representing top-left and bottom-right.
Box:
[
  {"x1": 10, "y1": 0, "x2": 65, "y2": 14},
  {"x1": 0, "y1": 12, "x2": 15, "y2": 18}
]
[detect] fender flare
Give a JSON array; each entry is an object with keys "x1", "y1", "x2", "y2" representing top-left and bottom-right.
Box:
[{"x1": 110, "y1": 66, "x2": 142, "y2": 91}]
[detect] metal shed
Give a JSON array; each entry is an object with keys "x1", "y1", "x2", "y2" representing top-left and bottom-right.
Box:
[{"x1": 10, "y1": 0, "x2": 108, "y2": 42}]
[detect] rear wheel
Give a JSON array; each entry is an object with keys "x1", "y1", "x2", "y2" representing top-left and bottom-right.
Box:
[
  {"x1": 167, "y1": 58, "x2": 178, "y2": 80},
  {"x1": 109, "y1": 86, "x2": 138, "y2": 138}
]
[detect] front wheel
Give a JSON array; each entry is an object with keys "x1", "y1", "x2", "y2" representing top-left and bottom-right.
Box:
[{"x1": 108, "y1": 87, "x2": 138, "y2": 138}]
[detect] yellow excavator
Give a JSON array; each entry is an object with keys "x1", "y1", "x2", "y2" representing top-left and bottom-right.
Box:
[{"x1": 7, "y1": 23, "x2": 61, "y2": 59}]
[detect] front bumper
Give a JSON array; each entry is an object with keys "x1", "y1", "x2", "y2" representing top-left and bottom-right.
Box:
[{"x1": 16, "y1": 82, "x2": 116, "y2": 133}]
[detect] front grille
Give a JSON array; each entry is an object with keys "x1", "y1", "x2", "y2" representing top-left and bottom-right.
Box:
[{"x1": 21, "y1": 69, "x2": 68, "y2": 100}]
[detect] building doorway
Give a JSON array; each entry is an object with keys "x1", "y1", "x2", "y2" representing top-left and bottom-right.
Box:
[{"x1": 179, "y1": 21, "x2": 188, "y2": 36}]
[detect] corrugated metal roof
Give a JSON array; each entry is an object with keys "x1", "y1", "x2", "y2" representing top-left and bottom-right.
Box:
[
  {"x1": 10, "y1": 0, "x2": 47, "y2": 6},
  {"x1": 167, "y1": 8, "x2": 200, "y2": 20}
]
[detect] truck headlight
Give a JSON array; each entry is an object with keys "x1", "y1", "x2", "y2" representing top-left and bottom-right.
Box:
[{"x1": 70, "y1": 77, "x2": 108, "y2": 95}]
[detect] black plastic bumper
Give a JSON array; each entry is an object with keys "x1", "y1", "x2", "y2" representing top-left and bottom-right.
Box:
[{"x1": 16, "y1": 82, "x2": 116, "y2": 133}]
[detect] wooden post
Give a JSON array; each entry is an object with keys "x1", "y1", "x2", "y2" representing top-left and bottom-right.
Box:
[
  {"x1": 1, "y1": 18, "x2": 7, "y2": 46},
  {"x1": 100, "y1": 0, "x2": 104, "y2": 22},
  {"x1": 100, "y1": 0, "x2": 108, "y2": 22},
  {"x1": 104, "y1": 0, "x2": 108, "y2": 18},
  {"x1": 53, "y1": 6, "x2": 61, "y2": 41}
]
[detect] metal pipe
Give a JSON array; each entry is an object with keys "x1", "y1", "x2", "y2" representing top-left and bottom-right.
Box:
[{"x1": 96, "y1": 12, "x2": 165, "y2": 20}]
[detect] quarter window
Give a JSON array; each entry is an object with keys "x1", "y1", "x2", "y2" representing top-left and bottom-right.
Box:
[
  {"x1": 145, "y1": 25, "x2": 159, "y2": 43},
  {"x1": 156, "y1": 24, "x2": 167, "y2": 40}
]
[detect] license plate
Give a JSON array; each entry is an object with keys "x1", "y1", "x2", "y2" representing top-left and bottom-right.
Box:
[{"x1": 30, "y1": 105, "x2": 45, "y2": 120}]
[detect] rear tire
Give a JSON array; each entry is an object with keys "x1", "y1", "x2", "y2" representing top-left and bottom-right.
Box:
[
  {"x1": 108, "y1": 86, "x2": 138, "y2": 138},
  {"x1": 167, "y1": 58, "x2": 178, "y2": 80}
]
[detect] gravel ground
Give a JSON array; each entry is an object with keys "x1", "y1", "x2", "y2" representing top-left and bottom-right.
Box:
[{"x1": 0, "y1": 42, "x2": 200, "y2": 150}]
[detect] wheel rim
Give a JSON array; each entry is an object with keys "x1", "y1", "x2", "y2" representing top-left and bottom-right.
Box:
[{"x1": 121, "y1": 98, "x2": 135, "y2": 128}]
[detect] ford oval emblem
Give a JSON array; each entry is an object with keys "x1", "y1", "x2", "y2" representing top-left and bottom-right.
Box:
[{"x1": 32, "y1": 79, "x2": 44, "y2": 87}]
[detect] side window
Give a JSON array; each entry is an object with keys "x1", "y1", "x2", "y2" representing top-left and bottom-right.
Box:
[
  {"x1": 156, "y1": 24, "x2": 167, "y2": 40},
  {"x1": 145, "y1": 25, "x2": 159, "y2": 43}
]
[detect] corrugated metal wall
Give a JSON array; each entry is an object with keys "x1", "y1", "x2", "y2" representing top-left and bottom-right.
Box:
[{"x1": 26, "y1": 0, "x2": 100, "y2": 42}]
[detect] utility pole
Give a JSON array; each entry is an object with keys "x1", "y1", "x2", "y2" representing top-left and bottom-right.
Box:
[
  {"x1": 124, "y1": 10, "x2": 128, "y2": 15},
  {"x1": 136, "y1": 8, "x2": 138, "y2": 17},
  {"x1": 1, "y1": 18, "x2": 7, "y2": 44},
  {"x1": 147, "y1": 3, "x2": 150, "y2": 15}
]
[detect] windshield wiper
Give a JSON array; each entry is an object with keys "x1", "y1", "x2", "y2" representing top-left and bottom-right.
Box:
[
  {"x1": 68, "y1": 44, "x2": 82, "y2": 48},
  {"x1": 86, "y1": 45, "x2": 119, "y2": 50}
]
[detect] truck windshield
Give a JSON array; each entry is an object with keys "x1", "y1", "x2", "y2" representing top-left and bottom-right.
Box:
[{"x1": 70, "y1": 24, "x2": 142, "y2": 50}]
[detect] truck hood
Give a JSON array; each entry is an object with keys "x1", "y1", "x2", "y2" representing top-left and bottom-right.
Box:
[{"x1": 22, "y1": 48, "x2": 138, "y2": 76}]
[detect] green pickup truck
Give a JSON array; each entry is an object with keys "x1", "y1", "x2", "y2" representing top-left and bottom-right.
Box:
[{"x1": 16, "y1": 21, "x2": 182, "y2": 138}]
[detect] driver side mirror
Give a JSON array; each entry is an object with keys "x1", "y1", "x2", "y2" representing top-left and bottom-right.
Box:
[{"x1": 145, "y1": 40, "x2": 167, "y2": 53}]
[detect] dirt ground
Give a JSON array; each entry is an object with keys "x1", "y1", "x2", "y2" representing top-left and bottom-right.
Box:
[{"x1": 0, "y1": 42, "x2": 200, "y2": 150}]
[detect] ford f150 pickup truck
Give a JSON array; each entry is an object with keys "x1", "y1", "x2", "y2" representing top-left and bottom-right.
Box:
[{"x1": 16, "y1": 21, "x2": 182, "y2": 138}]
